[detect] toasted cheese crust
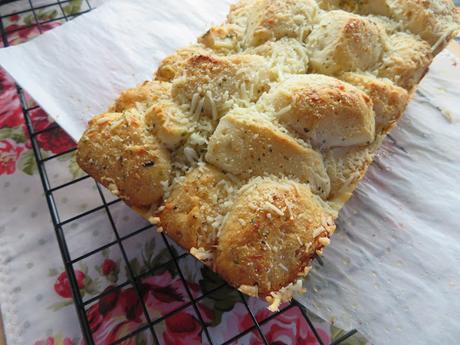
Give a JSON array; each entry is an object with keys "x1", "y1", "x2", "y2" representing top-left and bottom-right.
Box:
[
  {"x1": 340, "y1": 72, "x2": 409, "y2": 134},
  {"x1": 77, "y1": 0, "x2": 460, "y2": 308},
  {"x1": 246, "y1": 37, "x2": 310, "y2": 78},
  {"x1": 260, "y1": 74, "x2": 375, "y2": 149},
  {"x1": 244, "y1": 0, "x2": 319, "y2": 47},
  {"x1": 216, "y1": 178, "x2": 335, "y2": 296},
  {"x1": 206, "y1": 109, "x2": 331, "y2": 197},
  {"x1": 159, "y1": 164, "x2": 237, "y2": 251},
  {"x1": 318, "y1": 0, "x2": 460, "y2": 53},
  {"x1": 77, "y1": 111, "x2": 171, "y2": 208},
  {"x1": 378, "y1": 32, "x2": 433, "y2": 91},
  {"x1": 172, "y1": 54, "x2": 271, "y2": 121},
  {"x1": 306, "y1": 10, "x2": 385, "y2": 75},
  {"x1": 155, "y1": 45, "x2": 212, "y2": 82}
]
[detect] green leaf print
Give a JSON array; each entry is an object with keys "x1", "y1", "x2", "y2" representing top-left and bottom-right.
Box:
[
  {"x1": 48, "y1": 300, "x2": 73, "y2": 312},
  {"x1": 83, "y1": 275, "x2": 100, "y2": 296},
  {"x1": 101, "y1": 248, "x2": 109, "y2": 258},
  {"x1": 200, "y1": 265, "x2": 226, "y2": 292},
  {"x1": 48, "y1": 268, "x2": 59, "y2": 277},
  {"x1": 127, "y1": 258, "x2": 141, "y2": 276},
  {"x1": 23, "y1": 14, "x2": 34, "y2": 26},
  {"x1": 199, "y1": 267, "x2": 241, "y2": 326},
  {"x1": 153, "y1": 247, "x2": 178, "y2": 276},
  {"x1": 331, "y1": 325, "x2": 368, "y2": 345},
  {"x1": 68, "y1": 151, "x2": 85, "y2": 179},
  {"x1": 63, "y1": 0, "x2": 83, "y2": 16},
  {"x1": 36, "y1": 9, "x2": 59, "y2": 22},
  {"x1": 135, "y1": 332, "x2": 147, "y2": 345},
  {"x1": 57, "y1": 151, "x2": 85, "y2": 179},
  {"x1": 0, "y1": 126, "x2": 27, "y2": 143},
  {"x1": 79, "y1": 261, "x2": 89, "y2": 274},
  {"x1": 17, "y1": 149, "x2": 37, "y2": 176}
]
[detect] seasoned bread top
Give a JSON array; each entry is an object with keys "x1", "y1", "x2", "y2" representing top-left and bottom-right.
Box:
[{"x1": 77, "y1": 0, "x2": 460, "y2": 309}]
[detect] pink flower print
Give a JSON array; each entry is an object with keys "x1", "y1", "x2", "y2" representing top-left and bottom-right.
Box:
[
  {"x1": 54, "y1": 270, "x2": 85, "y2": 298},
  {"x1": 163, "y1": 310, "x2": 205, "y2": 345},
  {"x1": 0, "y1": 68, "x2": 23, "y2": 129},
  {"x1": 0, "y1": 139, "x2": 24, "y2": 175}
]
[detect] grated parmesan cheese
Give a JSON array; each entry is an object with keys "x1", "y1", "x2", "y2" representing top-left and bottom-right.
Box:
[
  {"x1": 295, "y1": 235, "x2": 302, "y2": 245},
  {"x1": 278, "y1": 263, "x2": 289, "y2": 272},
  {"x1": 225, "y1": 173, "x2": 240, "y2": 184},
  {"x1": 298, "y1": 26, "x2": 305, "y2": 41},
  {"x1": 109, "y1": 118, "x2": 125, "y2": 130},
  {"x1": 267, "y1": 279, "x2": 306, "y2": 312},
  {"x1": 206, "y1": 90, "x2": 218, "y2": 121},
  {"x1": 190, "y1": 93, "x2": 200, "y2": 114},
  {"x1": 318, "y1": 237, "x2": 331, "y2": 246},
  {"x1": 249, "y1": 81, "x2": 255, "y2": 100},
  {"x1": 190, "y1": 247, "x2": 214, "y2": 261},
  {"x1": 263, "y1": 201, "x2": 285, "y2": 216},
  {"x1": 285, "y1": 201, "x2": 294, "y2": 220},
  {"x1": 275, "y1": 105, "x2": 292, "y2": 117},
  {"x1": 240, "y1": 82, "x2": 248, "y2": 101},
  {"x1": 313, "y1": 225, "x2": 326, "y2": 238},
  {"x1": 95, "y1": 116, "x2": 113, "y2": 125},
  {"x1": 221, "y1": 212, "x2": 230, "y2": 227},
  {"x1": 148, "y1": 216, "x2": 161, "y2": 225},
  {"x1": 189, "y1": 132, "x2": 208, "y2": 146},
  {"x1": 238, "y1": 285, "x2": 259, "y2": 297},
  {"x1": 441, "y1": 109, "x2": 454, "y2": 123},
  {"x1": 107, "y1": 183, "x2": 119, "y2": 196},
  {"x1": 431, "y1": 30, "x2": 450, "y2": 53},
  {"x1": 195, "y1": 97, "x2": 205, "y2": 117},
  {"x1": 212, "y1": 215, "x2": 224, "y2": 229},
  {"x1": 184, "y1": 146, "x2": 199, "y2": 164},
  {"x1": 160, "y1": 179, "x2": 170, "y2": 197},
  {"x1": 290, "y1": 181, "x2": 301, "y2": 196},
  {"x1": 298, "y1": 265, "x2": 312, "y2": 277}
]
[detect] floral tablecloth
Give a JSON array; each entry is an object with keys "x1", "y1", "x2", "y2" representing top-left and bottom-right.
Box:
[{"x1": 0, "y1": 1, "x2": 368, "y2": 345}]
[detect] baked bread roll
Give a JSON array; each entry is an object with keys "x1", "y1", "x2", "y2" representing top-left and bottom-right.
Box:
[{"x1": 77, "y1": 0, "x2": 460, "y2": 310}]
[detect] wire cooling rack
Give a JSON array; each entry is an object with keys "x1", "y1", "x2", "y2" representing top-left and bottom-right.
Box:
[{"x1": 0, "y1": 1, "x2": 360, "y2": 344}]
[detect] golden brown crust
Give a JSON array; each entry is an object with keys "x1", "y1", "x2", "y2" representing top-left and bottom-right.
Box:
[
  {"x1": 206, "y1": 109, "x2": 331, "y2": 198},
  {"x1": 143, "y1": 83, "x2": 193, "y2": 150},
  {"x1": 319, "y1": 0, "x2": 460, "y2": 53},
  {"x1": 378, "y1": 32, "x2": 433, "y2": 91},
  {"x1": 77, "y1": 111, "x2": 171, "y2": 208},
  {"x1": 198, "y1": 24, "x2": 245, "y2": 54},
  {"x1": 215, "y1": 178, "x2": 335, "y2": 296},
  {"x1": 155, "y1": 45, "x2": 211, "y2": 82},
  {"x1": 386, "y1": 0, "x2": 460, "y2": 52},
  {"x1": 324, "y1": 145, "x2": 373, "y2": 204},
  {"x1": 261, "y1": 74, "x2": 375, "y2": 149},
  {"x1": 110, "y1": 80, "x2": 166, "y2": 112},
  {"x1": 340, "y1": 72, "x2": 409, "y2": 134},
  {"x1": 246, "y1": 37, "x2": 310, "y2": 78},
  {"x1": 159, "y1": 164, "x2": 236, "y2": 252},
  {"x1": 77, "y1": 0, "x2": 460, "y2": 306},
  {"x1": 317, "y1": 0, "x2": 391, "y2": 15},
  {"x1": 244, "y1": 0, "x2": 319, "y2": 47},
  {"x1": 171, "y1": 54, "x2": 271, "y2": 120},
  {"x1": 306, "y1": 10, "x2": 385, "y2": 75}
]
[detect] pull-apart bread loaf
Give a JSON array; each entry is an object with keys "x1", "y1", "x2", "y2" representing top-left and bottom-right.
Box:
[{"x1": 78, "y1": 0, "x2": 460, "y2": 310}]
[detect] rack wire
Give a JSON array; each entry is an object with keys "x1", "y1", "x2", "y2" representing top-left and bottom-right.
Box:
[{"x1": 0, "y1": 1, "x2": 360, "y2": 344}]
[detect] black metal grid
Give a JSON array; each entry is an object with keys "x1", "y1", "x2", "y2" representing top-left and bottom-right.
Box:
[{"x1": 0, "y1": 1, "x2": 359, "y2": 344}]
